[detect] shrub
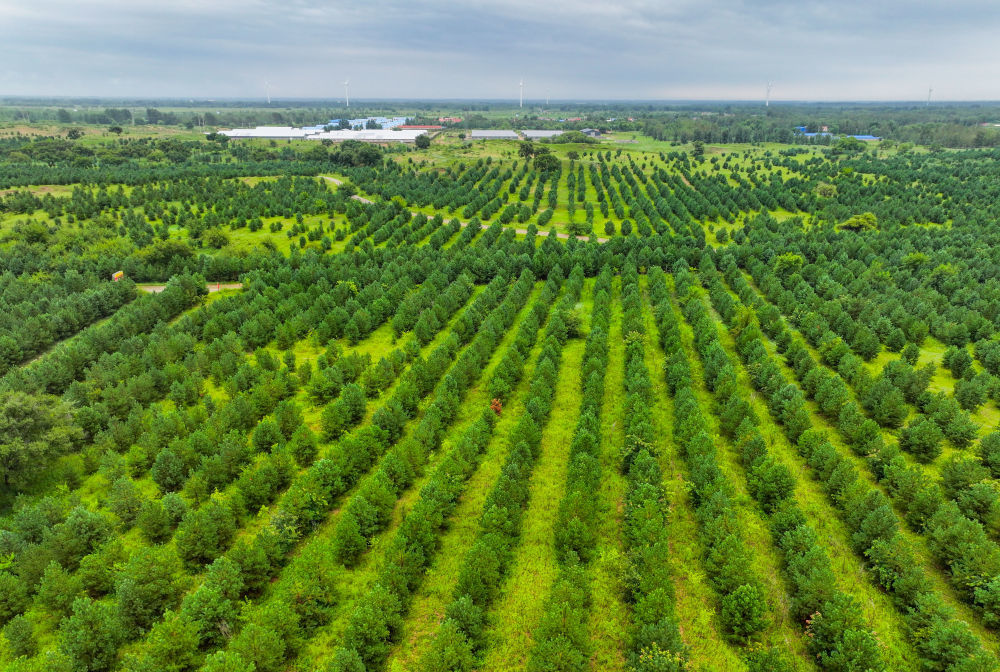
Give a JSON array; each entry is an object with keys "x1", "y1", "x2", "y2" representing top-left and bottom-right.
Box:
[
  {"x1": 4, "y1": 614, "x2": 36, "y2": 659},
  {"x1": 899, "y1": 416, "x2": 944, "y2": 463}
]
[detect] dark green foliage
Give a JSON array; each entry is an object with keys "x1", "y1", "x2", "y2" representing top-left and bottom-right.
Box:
[
  {"x1": 229, "y1": 622, "x2": 285, "y2": 672},
  {"x1": 615, "y1": 265, "x2": 689, "y2": 667},
  {"x1": 331, "y1": 510, "x2": 366, "y2": 565},
  {"x1": 251, "y1": 417, "x2": 283, "y2": 453},
  {"x1": 51, "y1": 506, "x2": 111, "y2": 571},
  {"x1": 0, "y1": 571, "x2": 29, "y2": 623},
  {"x1": 899, "y1": 416, "x2": 944, "y2": 463},
  {"x1": 805, "y1": 594, "x2": 886, "y2": 671},
  {"x1": 201, "y1": 651, "x2": 253, "y2": 672},
  {"x1": 979, "y1": 431, "x2": 1000, "y2": 478},
  {"x1": 0, "y1": 391, "x2": 83, "y2": 493},
  {"x1": 124, "y1": 610, "x2": 199, "y2": 672},
  {"x1": 943, "y1": 346, "x2": 973, "y2": 379},
  {"x1": 58, "y1": 598, "x2": 124, "y2": 672},
  {"x1": 720, "y1": 583, "x2": 769, "y2": 640},
  {"x1": 13, "y1": 129, "x2": 1000, "y2": 671},
  {"x1": 343, "y1": 584, "x2": 403, "y2": 667},
  {"x1": 4, "y1": 614, "x2": 37, "y2": 659},
  {"x1": 716, "y1": 258, "x2": 986, "y2": 670},
  {"x1": 955, "y1": 373, "x2": 989, "y2": 411},
  {"x1": 151, "y1": 446, "x2": 187, "y2": 493},
  {"x1": 321, "y1": 383, "x2": 366, "y2": 440},
  {"x1": 77, "y1": 541, "x2": 125, "y2": 598},
  {"x1": 181, "y1": 557, "x2": 243, "y2": 648},
  {"x1": 136, "y1": 499, "x2": 173, "y2": 543},
  {"x1": 174, "y1": 498, "x2": 238, "y2": 568},
  {"x1": 288, "y1": 425, "x2": 319, "y2": 466},
  {"x1": 115, "y1": 547, "x2": 181, "y2": 635},
  {"x1": 274, "y1": 399, "x2": 302, "y2": 441},
  {"x1": 325, "y1": 647, "x2": 365, "y2": 672},
  {"x1": 38, "y1": 561, "x2": 83, "y2": 617},
  {"x1": 107, "y1": 476, "x2": 143, "y2": 528},
  {"x1": 747, "y1": 457, "x2": 794, "y2": 512},
  {"x1": 421, "y1": 620, "x2": 475, "y2": 672},
  {"x1": 744, "y1": 647, "x2": 795, "y2": 672},
  {"x1": 861, "y1": 376, "x2": 907, "y2": 429}
]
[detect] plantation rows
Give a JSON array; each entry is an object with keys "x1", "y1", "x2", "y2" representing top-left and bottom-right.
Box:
[
  {"x1": 3, "y1": 275, "x2": 997, "y2": 671},
  {"x1": 341, "y1": 152, "x2": 727, "y2": 239},
  {"x1": 8, "y1": 137, "x2": 1000, "y2": 671},
  {"x1": 3, "y1": 220, "x2": 1000, "y2": 671},
  {"x1": 0, "y1": 208, "x2": 686, "y2": 668},
  {"x1": 0, "y1": 270, "x2": 136, "y2": 375}
]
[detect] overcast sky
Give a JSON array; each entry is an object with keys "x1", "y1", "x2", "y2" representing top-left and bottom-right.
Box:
[{"x1": 1, "y1": 0, "x2": 998, "y2": 101}]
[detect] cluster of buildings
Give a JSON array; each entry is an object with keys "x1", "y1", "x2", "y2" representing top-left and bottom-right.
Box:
[
  {"x1": 301, "y1": 116, "x2": 410, "y2": 131},
  {"x1": 215, "y1": 120, "x2": 603, "y2": 144},
  {"x1": 216, "y1": 114, "x2": 470, "y2": 144},
  {"x1": 467, "y1": 128, "x2": 601, "y2": 140},
  {"x1": 217, "y1": 126, "x2": 430, "y2": 143},
  {"x1": 793, "y1": 126, "x2": 881, "y2": 141}
]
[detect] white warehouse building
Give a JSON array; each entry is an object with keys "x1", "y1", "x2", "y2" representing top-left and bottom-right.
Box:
[
  {"x1": 307, "y1": 129, "x2": 428, "y2": 143},
  {"x1": 470, "y1": 130, "x2": 519, "y2": 140},
  {"x1": 522, "y1": 130, "x2": 564, "y2": 139},
  {"x1": 216, "y1": 126, "x2": 428, "y2": 143},
  {"x1": 218, "y1": 126, "x2": 315, "y2": 139}
]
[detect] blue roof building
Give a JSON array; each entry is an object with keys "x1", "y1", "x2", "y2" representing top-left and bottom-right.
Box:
[{"x1": 793, "y1": 126, "x2": 881, "y2": 141}]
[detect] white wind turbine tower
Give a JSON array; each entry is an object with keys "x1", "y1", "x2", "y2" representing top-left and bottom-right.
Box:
[
  {"x1": 265, "y1": 81, "x2": 271, "y2": 105},
  {"x1": 766, "y1": 81, "x2": 773, "y2": 107},
  {"x1": 344, "y1": 79, "x2": 350, "y2": 108},
  {"x1": 519, "y1": 79, "x2": 524, "y2": 108},
  {"x1": 927, "y1": 86, "x2": 933, "y2": 107}
]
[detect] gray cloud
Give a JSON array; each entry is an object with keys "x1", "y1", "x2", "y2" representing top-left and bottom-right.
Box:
[{"x1": 0, "y1": 0, "x2": 998, "y2": 100}]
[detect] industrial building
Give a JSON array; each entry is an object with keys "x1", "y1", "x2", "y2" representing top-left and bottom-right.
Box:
[
  {"x1": 217, "y1": 126, "x2": 315, "y2": 139},
  {"x1": 793, "y1": 126, "x2": 882, "y2": 141},
  {"x1": 470, "y1": 130, "x2": 519, "y2": 140},
  {"x1": 522, "y1": 130, "x2": 564, "y2": 139},
  {"x1": 324, "y1": 117, "x2": 409, "y2": 129},
  {"x1": 307, "y1": 129, "x2": 429, "y2": 143},
  {"x1": 216, "y1": 126, "x2": 427, "y2": 143}
]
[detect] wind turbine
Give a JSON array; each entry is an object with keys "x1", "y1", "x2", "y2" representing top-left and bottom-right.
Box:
[
  {"x1": 344, "y1": 79, "x2": 350, "y2": 108},
  {"x1": 765, "y1": 81, "x2": 773, "y2": 107},
  {"x1": 519, "y1": 79, "x2": 524, "y2": 108},
  {"x1": 265, "y1": 80, "x2": 271, "y2": 105},
  {"x1": 927, "y1": 86, "x2": 933, "y2": 107}
]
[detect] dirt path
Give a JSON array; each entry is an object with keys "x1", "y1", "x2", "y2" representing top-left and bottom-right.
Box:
[
  {"x1": 138, "y1": 282, "x2": 243, "y2": 294},
  {"x1": 320, "y1": 176, "x2": 607, "y2": 243}
]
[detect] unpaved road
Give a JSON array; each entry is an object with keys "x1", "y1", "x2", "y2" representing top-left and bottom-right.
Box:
[
  {"x1": 138, "y1": 282, "x2": 243, "y2": 294},
  {"x1": 321, "y1": 176, "x2": 608, "y2": 243}
]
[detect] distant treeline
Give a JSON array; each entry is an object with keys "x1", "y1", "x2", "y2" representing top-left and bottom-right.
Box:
[
  {"x1": 4, "y1": 100, "x2": 1000, "y2": 148},
  {"x1": 640, "y1": 104, "x2": 1000, "y2": 148}
]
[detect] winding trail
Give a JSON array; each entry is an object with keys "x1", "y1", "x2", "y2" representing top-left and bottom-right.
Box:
[{"x1": 320, "y1": 176, "x2": 609, "y2": 243}]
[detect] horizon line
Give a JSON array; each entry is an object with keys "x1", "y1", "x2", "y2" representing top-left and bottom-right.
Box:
[{"x1": 2, "y1": 95, "x2": 1000, "y2": 106}]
